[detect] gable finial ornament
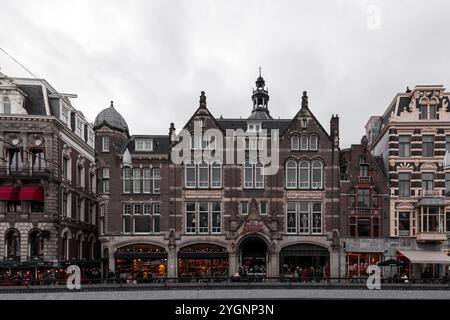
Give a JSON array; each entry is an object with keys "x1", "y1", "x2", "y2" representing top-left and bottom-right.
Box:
[
  {"x1": 199, "y1": 91, "x2": 206, "y2": 108},
  {"x1": 301, "y1": 91, "x2": 308, "y2": 109}
]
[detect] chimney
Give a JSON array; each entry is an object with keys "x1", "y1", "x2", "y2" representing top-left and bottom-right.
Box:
[
  {"x1": 330, "y1": 114, "x2": 339, "y2": 147},
  {"x1": 168, "y1": 122, "x2": 175, "y2": 144}
]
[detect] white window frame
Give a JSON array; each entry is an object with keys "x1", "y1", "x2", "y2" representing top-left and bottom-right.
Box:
[
  {"x1": 310, "y1": 134, "x2": 318, "y2": 151},
  {"x1": 211, "y1": 161, "x2": 222, "y2": 188},
  {"x1": 286, "y1": 160, "x2": 297, "y2": 189},
  {"x1": 132, "y1": 168, "x2": 141, "y2": 193},
  {"x1": 102, "y1": 136, "x2": 110, "y2": 152},
  {"x1": 185, "y1": 163, "x2": 196, "y2": 188},
  {"x1": 291, "y1": 135, "x2": 299, "y2": 150},
  {"x1": 153, "y1": 168, "x2": 160, "y2": 194},
  {"x1": 299, "y1": 160, "x2": 310, "y2": 189},
  {"x1": 311, "y1": 160, "x2": 323, "y2": 189},
  {"x1": 240, "y1": 201, "x2": 249, "y2": 215},
  {"x1": 143, "y1": 168, "x2": 152, "y2": 193}
]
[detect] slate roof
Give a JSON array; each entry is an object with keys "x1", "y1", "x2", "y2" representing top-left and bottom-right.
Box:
[
  {"x1": 17, "y1": 85, "x2": 47, "y2": 115},
  {"x1": 94, "y1": 105, "x2": 129, "y2": 132},
  {"x1": 125, "y1": 135, "x2": 170, "y2": 154}
]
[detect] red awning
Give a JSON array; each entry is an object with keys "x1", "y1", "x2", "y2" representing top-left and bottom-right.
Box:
[
  {"x1": 0, "y1": 186, "x2": 20, "y2": 201},
  {"x1": 19, "y1": 187, "x2": 44, "y2": 202}
]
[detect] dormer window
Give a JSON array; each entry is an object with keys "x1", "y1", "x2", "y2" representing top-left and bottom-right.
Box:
[
  {"x1": 419, "y1": 103, "x2": 438, "y2": 120},
  {"x1": 60, "y1": 105, "x2": 69, "y2": 125},
  {"x1": 75, "y1": 117, "x2": 83, "y2": 137},
  {"x1": 2, "y1": 97, "x2": 11, "y2": 114},
  {"x1": 135, "y1": 139, "x2": 153, "y2": 151}
]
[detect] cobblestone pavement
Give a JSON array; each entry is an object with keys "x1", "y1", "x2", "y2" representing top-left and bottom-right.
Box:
[{"x1": 1, "y1": 288, "x2": 450, "y2": 300}]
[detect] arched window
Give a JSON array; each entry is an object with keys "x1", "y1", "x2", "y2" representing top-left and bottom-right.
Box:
[
  {"x1": 286, "y1": 160, "x2": 297, "y2": 189},
  {"x1": 3, "y1": 97, "x2": 11, "y2": 114},
  {"x1": 198, "y1": 161, "x2": 209, "y2": 188},
  {"x1": 185, "y1": 162, "x2": 196, "y2": 188},
  {"x1": 311, "y1": 160, "x2": 323, "y2": 189},
  {"x1": 29, "y1": 230, "x2": 43, "y2": 258},
  {"x1": 300, "y1": 135, "x2": 309, "y2": 150},
  {"x1": 255, "y1": 161, "x2": 264, "y2": 188},
  {"x1": 299, "y1": 160, "x2": 310, "y2": 189},
  {"x1": 5, "y1": 229, "x2": 20, "y2": 258},
  {"x1": 211, "y1": 161, "x2": 222, "y2": 188},
  {"x1": 310, "y1": 134, "x2": 318, "y2": 151},
  {"x1": 291, "y1": 135, "x2": 299, "y2": 150}
]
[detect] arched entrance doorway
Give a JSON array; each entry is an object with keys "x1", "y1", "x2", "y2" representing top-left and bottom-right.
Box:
[
  {"x1": 239, "y1": 236, "x2": 268, "y2": 276},
  {"x1": 279, "y1": 243, "x2": 330, "y2": 280},
  {"x1": 177, "y1": 243, "x2": 228, "y2": 279},
  {"x1": 114, "y1": 244, "x2": 167, "y2": 281}
]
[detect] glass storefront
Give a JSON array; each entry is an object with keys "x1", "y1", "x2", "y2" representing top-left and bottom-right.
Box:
[
  {"x1": 178, "y1": 244, "x2": 228, "y2": 278},
  {"x1": 279, "y1": 244, "x2": 329, "y2": 280},
  {"x1": 346, "y1": 252, "x2": 383, "y2": 278},
  {"x1": 114, "y1": 244, "x2": 167, "y2": 282},
  {"x1": 239, "y1": 237, "x2": 268, "y2": 276}
]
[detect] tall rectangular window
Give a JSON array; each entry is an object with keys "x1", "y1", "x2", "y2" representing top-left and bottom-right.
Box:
[
  {"x1": 198, "y1": 202, "x2": 209, "y2": 233},
  {"x1": 185, "y1": 164, "x2": 196, "y2": 188},
  {"x1": 446, "y1": 136, "x2": 450, "y2": 153},
  {"x1": 198, "y1": 163, "x2": 209, "y2": 188},
  {"x1": 123, "y1": 168, "x2": 131, "y2": 193},
  {"x1": 63, "y1": 157, "x2": 70, "y2": 180},
  {"x1": 299, "y1": 202, "x2": 309, "y2": 234},
  {"x1": 446, "y1": 173, "x2": 450, "y2": 196},
  {"x1": 102, "y1": 136, "x2": 110, "y2": 152},
  {"x1": 259, "y1": 201, "x2": 268, "y2": 215},
  {"x1": 399, "y1": 212, "x2": 410, "y2": 236},
  {"x1": 422, "y1": 172, "x2": 434, "y2": 191},
  {"x1": 211, "y1": 163, "x2": 222, "y2": 188},
  {"x1": 132, "y1": 168, "x2": 141, "y2": 193},
  {"x1": 153, "y1": 203, "x2": 160, "y2": 233},
  {"x1": 398, "y1": 173, "x2": 410, "y2": 197},
  {"x1": 102, "y1": 168, "x2": 110, "y2": 194},
  {"x1": 244, "y1": 163, "x2": 253, "y2": 188},
  {"x1": 186, "y1": 202, "x2": 196, "y2": 233},
  {"x1": 419, "y1": 105, "x2": 428, "y2": 120},
  {"x1": 287, "y1": 202, "x2": 297, "y2": 233},
  {"x1": 153, "y1": 168, "x2": 160, "y2": 194},
  {"x1": 422, "y1": 136, "x2": 434, "y2": 157},
  {"x1": 240, "y1": 201, "x2": 249, "y2": 215},
  {"x1": 211, "y1": 202, "x2": 221, "y2": 233},
  {"x1": 143, "y1": 168, "x2": 151, "y2": 193},
  {"x1": 399, "y1": 136, "x2": 410, "y2": 157},
  {"x1": 255, "y1": 163, "x2": 264, "y2": 188},
  {"x1": 357, "y1": 189, "x2": 371, "y2": 208},
  {"x1": 312, "y1": 203, "x2": 322, "y2": 234}
]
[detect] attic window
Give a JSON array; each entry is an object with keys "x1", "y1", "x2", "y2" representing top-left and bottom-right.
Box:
[
  {"x1": 301, "y1": 118, "x2": 308, "y2": 128},
  {"x1": 135, "y1": 139, "x2": 153, "y2": 151}
]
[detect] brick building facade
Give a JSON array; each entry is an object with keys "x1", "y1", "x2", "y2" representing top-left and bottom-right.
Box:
[{"x1": 0, "y1": 72, "x2": 99, "y2": 278}]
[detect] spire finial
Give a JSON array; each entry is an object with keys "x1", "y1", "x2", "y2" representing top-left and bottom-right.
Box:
[
  {"x1": 301, "y1": 91, "x2": 308, "y2": 109},
  {"x1": 110, "y1": 100, "x2": 114, "y2": 107},
  {"x1": 259, "y1": 66, "x2": 261, "y2": 77}
]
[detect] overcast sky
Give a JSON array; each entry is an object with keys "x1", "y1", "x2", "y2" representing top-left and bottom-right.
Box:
[{"x1": 1, "y1": 0, "x2": 449, "y2": 147}]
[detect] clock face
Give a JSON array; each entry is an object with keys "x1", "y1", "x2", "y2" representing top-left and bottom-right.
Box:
[{"x1": 11, "y1": 138, "x2": 19, "y2": 145}]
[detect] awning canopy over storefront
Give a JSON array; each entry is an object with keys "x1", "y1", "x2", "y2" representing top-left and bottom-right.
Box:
[
  {"x1": 19, "y1": 187, "x2": 44, "y2": 202},
  {"x1": 416, "y1": 198, "x2": 447, "y2": 207},
  {"x1": 0, "y1": 186, "x2": 19, "y2": 201},
  {"x1": 398, "y1": 250, "x2": 450, "y2": 264}
]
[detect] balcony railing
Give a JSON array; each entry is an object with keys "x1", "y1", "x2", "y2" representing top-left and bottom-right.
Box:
[
  {"x1": 416, "y1": 232, "x2": 447, "y2": 242},
  {"x1": 350, "y1": 207, "x2": 380, "y2": 214},
  {"x1": 0, "y1": 166, "x2": 57, "y2": 179},
  {"x1": 358, "y1": 176, "x2": 371, "y2": 183},
  {"x1": 418, "y1": 189, "x2": 442, "y2": 197}
]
